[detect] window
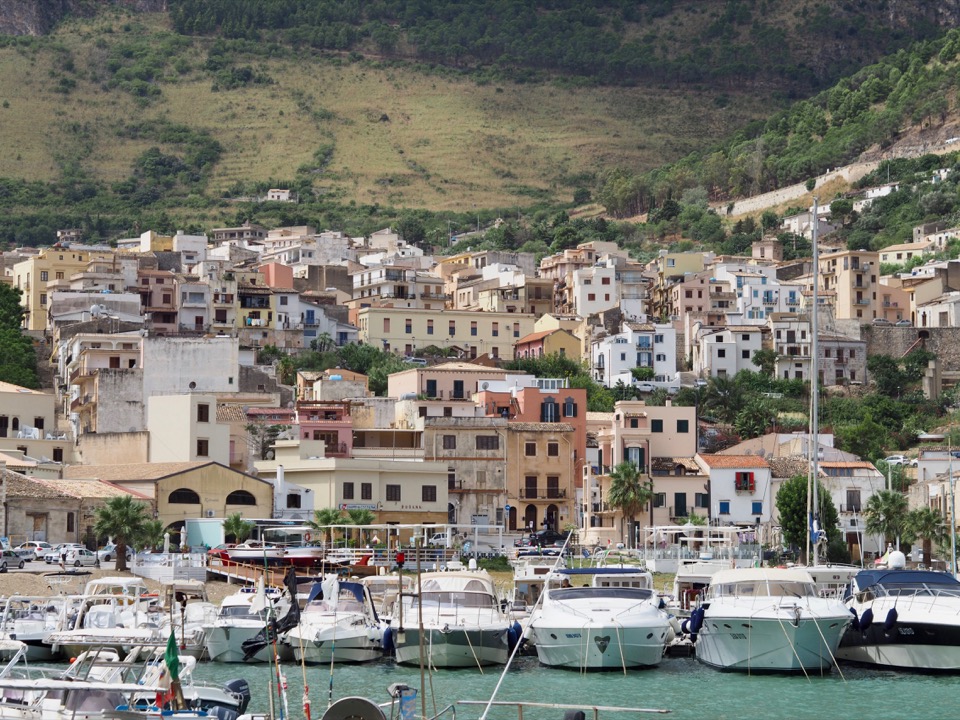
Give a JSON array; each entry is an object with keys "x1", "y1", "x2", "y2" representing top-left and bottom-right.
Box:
[
  {"x1": 427, "y1": 319, "x2": 434, "y2": 335},
  {"x1": 40, "y1": 271, "x2": 49, "y2": 281},
  {"x1": 525, "y1": 442, "x2": 537, "y2": 456},
  {"x1": 443, "y1": 435, "x2": 456, "y2": 450},
  {"x1": 449, "y1": 320, "x2": 456, "y2": 335},
  {"x1": 356, "y1": 483, "x2": 370, "y2": 501},
  {"x1": 56, "y1": 272, "x2": 63, "y2": 280},
  {"x1": 587, "y1": 293, "x2": 596, "y2": 301},
  {"x1": 514, "y1": 325, "x2": 520, "y2": 338},
  {"x1": 751, "y1": 501, "x2": 763, "y2": 515},
  {"x1": 227, "y1": 490, "x2": 257, "y2": 505},
  {"x1": 695, "y1": 493, "x2": 709, "y2": 509},
  {"x1": 719, "y1": 500, "x2": 731, "y2": 515},
  {"x1": 452, "y1": 380, "x2": 464, "y2": 399},
  {"x1": 383, "y1": 318, "x2": 391, "y2": 333},
  {"x1": 109, "y1": 356, "x2": 120, "y2": 369},
  {"x1": 547, "y1": 442, "x2": 559, "y2": 457},
  {"x1": 718, "y1": 349, "x2": 726, "y2": 358},
  {"x1": 492, "y1": 322, "x2": 498, "y2": 337},
  {"x1": 33, "y1": 417, "x2": 44, "y2": 430},
  {"x1": 280, "y1": 296, "x2": 288, "y2": 305},
  {"x1": 405, "y1": 319, "x2": 412, "y2": 334},
  {"x1": 735, "y1": 472, "x2": 755, "y2": 493},
  {"x1": 196, "y1": 438, "x2": 209, "y2": 457},
  {"x1": 602, "y1": 277, "x2": 611, "y2": 285},
  {"x1": 343, "y1": 482, "x2": 355, "y2": 500},
  {"x1": 563, "y1": 397, "x2": 577, "y2": 417},
  {"x1": 476, "y1": 436, "x2": 500, "y2": 450},
  {"x1": 654, "y1": 493, "x2": 666, "y2": 508},
  {"x1": 541, "y1": 399, "x2": 559, "y2": 422},
  {"x1": 40, "y1": 293, "x2": 47, "y2": 306},
  {"x1": 286, "y1": 493, "x2": 302, "y2": 509},
  {"x1": 741, "y1": 350, "x2": 750, "y2": 359},
  {"x1": 677, "y1": 419, "x2": 689, "y2": 433},
  {"x1": 197, "y1": 404, "x2": 209, "y2": 422},
  {"x1": 846, "y1": 489, "x2": 861, "y2": 512},
  {"x1": 52, "y1": 447, "x2": 63, "y2": 462},
  {"x1": 386, "y1": 485, "x2": 401, "y2": 502},
  {"x1": 629, "y1": 418, "x2": 639, "y2": 428},
  {"x1": 169, "y1": 488, "x2": 200, "y2": 504},
  {"x1": 67, "y1": 512, "x2": 74, "y2": 533},
  {"x1": 470, "y1": 321, "x2": 478, "y2": 336},
  {"x1": 652, "y1": 419, "x2": 663, "y2": 433},
  {"x1": 426, "y1": 379, "x2": 437, "y2": 397},
  {"x1": 162, "y1": 294, "x2": 171, "y2": 304},
  {"x1": 422, "y1": 485, "x2": 437, "y2": 502}
]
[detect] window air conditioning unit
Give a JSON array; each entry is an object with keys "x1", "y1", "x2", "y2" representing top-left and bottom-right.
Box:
[{"x1": 206, "y1": 510, "x2": 215, "y2": 518}]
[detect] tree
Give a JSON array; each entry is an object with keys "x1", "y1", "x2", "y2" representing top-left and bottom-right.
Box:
[
  {"x1": 864, "y1": 490, "x2": 909, "y2": 550},
  {"x1": 751, "y1": 348, "x2": 777, "y2": 377},
  {"x1": 607, "y1": 462, "x2": 653, "y2": 548},
  {"x1": 93, "y1": 495, "x2": 149, "y2": 572},
  {"x1": 734, "y1": 399, "x2": 774, "y2": 439},
  {"x1": 700, "y1": 375, "x2": 745, "y2": 423},
  {"x1": 245, "y1": 420, "x2": 290, "y2": 461},
  {"x1": 309, "y1": 507, "x2": 347, "y2": 547},
  {"x1": 223, "y1": 512, "x2": 255, "y2": 543},
  {"x1": 775, "y1": 474, "x2": 841, "y2": 561},
  {"x1": 906, "y1": 506, "x2": 947, "y2": 565},
  {"x1": 139, "y1": 519, "x2": 166, "y2": 552},
  {"x1": 347, "y1": 508, "x2": 376, "y2": 546}
]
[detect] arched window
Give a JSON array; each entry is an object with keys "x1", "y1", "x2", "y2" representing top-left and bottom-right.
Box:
[
  {"x1": 168, "y1": 488, "x2": 200, "y2": 504},
  {"x1": 226, "y1": 490, "x2": 257, "y2": 506}
]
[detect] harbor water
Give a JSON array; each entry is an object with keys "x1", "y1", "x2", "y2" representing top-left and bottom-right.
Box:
[{"x1": 194, "y1": 654, "x2": 957, "y2": 720}]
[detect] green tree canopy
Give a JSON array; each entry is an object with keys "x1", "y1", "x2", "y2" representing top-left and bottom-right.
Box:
[
  {"x1": 775, "y1": 474, "x2": 841, "y2": 560},
  {"x1": 607, "y1": 461, "x2": 653, "y2": 548},
  {"x1": 309, "y1": 507, "x2": 347, "y2": 547},
  {"x1": 93, "y1": 495, "x2": 149, "y2": 572},
  {"x1": 864, "y1": 490, "x2": 909, "y2": 549},
  {"x1": 905, "y1": 506, "x2": 947, "y2": 565}
]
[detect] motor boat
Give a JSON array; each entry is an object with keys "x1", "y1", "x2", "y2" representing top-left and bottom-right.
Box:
[
  {"x1": 205, "y1": 582, "x2": 292, "y2": 663},
  {"x1": 508, "y1": 552, "x2": 566, "y2": 621},
  {"x1": 392, "y1": 570, "x2": 514, "y2": 668},
  {"x1": 670, "y1": 559, "x2": 730, "y2": 617},
  {"x1": 281, "y1": 576, "x2": 383, "y2": 664},
  {"x1": 528, "y1": 566, "x2": 672, "y2": 669},
  {"x1": 225, "y1": 542, "x2": 285, "y2": 565},
  {"x1": 282, "y1": 545, "x2": 327, "y2": 568},
  {"x1": 0, "y1": 596, "x2": 77, "y2": 662},
  {"x1": 361, "y1": 574, "x2": 414, "y2": 622},
  {"x1": 693, "y1": 567, "x2": 852, "y2": 672},
  {"x1": 837, "y1": 550, "x2": 960, "y2": 670}
]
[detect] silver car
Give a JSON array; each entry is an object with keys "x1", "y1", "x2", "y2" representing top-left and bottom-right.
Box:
[{"x1": 65, "y1": 548, "x2": 100, "y2": 568}]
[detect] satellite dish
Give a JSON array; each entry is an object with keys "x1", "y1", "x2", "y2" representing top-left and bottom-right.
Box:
[
  {"x1": 265, "y1": 450, "x2": 275, "y2": 460},
  {"x1": 321, "y1": 697, "x2": 386, "y2": 720},
  {"x1": 481, "y1": 382, "x2": 489, "y2": 390}
]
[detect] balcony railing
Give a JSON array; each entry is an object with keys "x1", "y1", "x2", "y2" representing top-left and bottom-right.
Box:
[
  {"x1": 520, "y1": 487, "x2": 567, "y2": 500},
  {"x1": 70, "y1": 394, "x2": 92, "y2": 410},
  {"x1": 840, "y1": 503, "x2": 863, "y2": 513}
]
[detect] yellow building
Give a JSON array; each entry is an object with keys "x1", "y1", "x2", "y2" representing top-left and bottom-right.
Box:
[
  {"x1": 505, "y1": 422, "x2": 577, "y2": 533},
  {"x1": 63, "y1": 461, "x2": 274, "y2": 537},
  {"x1": 357, "y1": 307, "x2": 535, "y2": 360},
  {"x1": 13, "y1": 247, "x2": 115, "y2": 331}
]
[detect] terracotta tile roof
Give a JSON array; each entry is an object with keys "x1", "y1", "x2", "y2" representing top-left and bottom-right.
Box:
[
  {"x1": 651, "y1": 457, "x2": 701, "y2": 472},
  {"x1": 515, "y1": 330, "x2": 553, "y2": 344},
  {"x1": 63, "y1": 461, "x2": 211, "y2": 482},
  {"x1": 246, "y1": 407, "x2": 295, "y2": 418},
  {"x1": 217, "y1": 404, "x2": 248, "y2": 423},
  {"x1": 819, "y1": 461, "x2": 875, "y2": 469},
  {"x1": 698, "y1": 454, "x2": 770, "y2": 469},
  {"x1": 40, "y1": 478, "x2": 143, "y2": 499},
  {"x1": 3, "y1": 470, "x2": 75, "y2": 499}
]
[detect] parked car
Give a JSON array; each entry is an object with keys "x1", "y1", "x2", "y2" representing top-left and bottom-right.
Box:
[
  {"x1": 884, "y1": 455, "x2": 918, "y2": 467},
  {"x1": 15, "y1": 541, "x2": 52, "y2": 561},
  {"x1": 97, "y1": 543, "x2": 133, "y2": 563},
  {"x1": 404, "y1": 356, "x2": 427, "y2": 366},
  {"x1": 895, "y1": 319, "x2": 913, "y2": 326},
  {"x1": 44, "y1": 543, "x2": 84, "y2": 564},
  {"x1": 514, "y1": 530, "x2": 570, "y2": 548},
  {"x1": 207, "y1": 543, "x2": 235, "y2": 562},
  {"x1": 634, "y1": 382, "x2": 655, "y2": 393},
  {"x1": 65, "y1": 548, "x2": 100, "y2": 568},
  {"x1": 0, "y1": 549, "x2": 25, "y2": 572}
]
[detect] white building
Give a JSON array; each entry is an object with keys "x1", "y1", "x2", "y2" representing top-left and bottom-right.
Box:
[
  {"x1": 571, "y1": 262, "x2": 619, "y2": 316},
  {"x1": 819, "y1": 461, "x2": 885, "y2": 561},
  {"x1": 692, "y1": 325, "x2": 764, "y2": 378},
  {"x1": 590, "y1": 322, "x2": 677, "y2": 387},
  {"x1": 147, "y1": 394, "x2": 230, "y2": 465},
  {"x1": 696, "y1": 454, "x2": 775, "y2": 525}
]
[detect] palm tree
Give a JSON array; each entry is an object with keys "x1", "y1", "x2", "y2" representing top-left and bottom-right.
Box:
[
  {"x1": 223, "y1": 512, "x2": 255, "y2": 544},
  {"x1": 347, "y1": 508, "x2": 376, "y2": 546},
  {"x1": 906, "y1": 506, "x2": 948, "y2": 565},
  {"x1": 864, "y1": 490, "x2": 909, "y2": 550},
  {"x1": 607, "y1": 461, "x2": 653, "y2": 548},
  {"x1": 140, "y1": 519, "x2": 166, "y2": 552},
  {"x1": 699, "y1": 375, "x2": 744, "y2": 423},
  {"x1": 93, "y1": 495, "x2": 149, "y2": 572},
  {"x1": 309, "y1": 507, "x2": 347, "y2": 547}
]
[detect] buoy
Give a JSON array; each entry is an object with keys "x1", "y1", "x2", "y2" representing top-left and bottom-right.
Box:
[{"x1": 304, "y1": 532, "x2": 312, "y2": 542}]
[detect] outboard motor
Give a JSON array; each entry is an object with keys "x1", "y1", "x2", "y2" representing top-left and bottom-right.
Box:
[
  {"x1": 223, "y1": 678, "x2": 251, "y2": 715},
  {"x1": 207, "y1": 707, "x2": 239, "y2": 720}
]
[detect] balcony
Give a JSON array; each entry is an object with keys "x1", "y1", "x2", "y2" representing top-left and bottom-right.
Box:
[
  {"x1": 519, "y1": 487, "x2": 568, "y2": 500},
  {"x1": 213, "y1": 293, "x2": 235, "y2": 305},
  {"x1": 840, "y1": 504, "x2": 862, "y2": 514},
  {"x1": 854, "y1": 299, "x2": 871, "y2": 305},
  {"x1": 589, "y1": 502, "x2": 612, "y2": 513},
  {"x1": 421, "y1": 292, "x2": 450, "y2": 300},
  {"x1": 70, "y1": 394, "x2": 93, "y2": 411}
]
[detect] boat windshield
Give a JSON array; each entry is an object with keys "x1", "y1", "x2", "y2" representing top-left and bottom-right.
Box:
[
  {"x1": 868, "y1": 581, "x2": 960, "y2": 599},
  {"x1": 552, "y1": 587, "x2": 653, "y2": 601},
  {"x1": 416, "y1": 591, "x2": 497, "y2": 609},
  {"x1": 711, "y1": 581, "x2": 816, "y2": 598},
  {"x1": 218, "y1": 606, "x2": 266, "y2": 620}
]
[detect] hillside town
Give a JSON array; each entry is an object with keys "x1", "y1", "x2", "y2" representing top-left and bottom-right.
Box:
[{"x1": 2, "y1": 183, "x2": 960, "y2": 567}]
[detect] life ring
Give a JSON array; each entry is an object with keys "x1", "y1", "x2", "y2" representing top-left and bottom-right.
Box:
[{"x1": 304, "y1": 532, "x2": 312, "y2": 542}]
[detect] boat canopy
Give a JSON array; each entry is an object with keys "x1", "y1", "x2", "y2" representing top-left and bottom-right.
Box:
[{"x1": 853, "y1": 569, "x2": 960, "y2": 589}]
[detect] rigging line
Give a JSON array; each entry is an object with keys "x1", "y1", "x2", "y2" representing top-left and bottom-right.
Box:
[
  {"x1": 774, "y1": 604, "x2": 810, "y2": 682},
  {"x1": 463, "y1": 627, "x2": 484, "y2": 674},
  {"x1": 615, "y1": 620, "x2": 627, "y2": 675},
  {"x1": 479, "y1": 534, "x2": 572, "y2": 720},
  {"x1": 810, "y1": 612, "x2": 846, "y2": 682},
  {"x1": 326, "y1": 601, "x2": 337, "y2": 710}
]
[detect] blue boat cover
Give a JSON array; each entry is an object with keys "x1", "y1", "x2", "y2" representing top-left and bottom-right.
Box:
[{"x1": 854, "y1": 569, "x2": 960, "y2": 588}]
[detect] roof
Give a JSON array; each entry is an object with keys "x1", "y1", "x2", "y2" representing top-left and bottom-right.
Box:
[
  {"x1": 428, "y1": 362, "x2": 504, "y2": 372},
  {"x1": 2, "y1": 471, "x2": 141, "y2": 501},
  {"x1": 3, "y1": 470, "x2": 76, "y2": 499},
  {"x1": 766, "y1": 456, "x2": 810, "y2": 479},
  {"x1": 63, "y1": 461, "x2": 212, "y2": 482},
  {"x1": 0, "y1": 381, "x2": 45, "y2": 395},
  {"x1": 819, "y1": 461, "x2": 876, "y2": 469},
  {"x1": 697, "y1": 454, "x2": 770, "y2": 469},
  {"x1": 217, "y1": 404, "x2": 248, "y2": 423},
  {"x1": 709, "y1": 567, "x2": 813, "y2": 586},
  {"x1": 507, "y1": 422, "x2": 576, "y2": 433},
  {"x1": 515, "y1": 330, "x2": 553, "y2": 344},
  {"x1": 651, "y1": 457, "x2": 701, "y2": 472}
]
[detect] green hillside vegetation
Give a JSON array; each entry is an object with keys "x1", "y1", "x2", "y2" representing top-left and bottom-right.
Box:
[
  {"x1": 599, "y1": 28, "x2": 960, "y2": 217},
  {"x1": 168, "y1": 0, "x2": 946, "y2": 93}
]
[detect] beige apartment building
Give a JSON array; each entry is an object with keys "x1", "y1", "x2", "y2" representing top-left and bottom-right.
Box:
[
  {"x1": 356, "y1": 307, "x2": 535, "y2": 360},
  {"x1": 13, "y1": 247, "x2": 115, "y2": 331},
  {"x1": 818, "y1": 249, "x2": 881, "y2": 321},
  {"x1": 387, "y1": 362, "x2": 518, "y2": 401},
  {"x1": 505, "y1": 422, "x2": 578, "y2": 534},
  {"x1": 0, "y1": 381, "x2": 72, "y2": 464}
]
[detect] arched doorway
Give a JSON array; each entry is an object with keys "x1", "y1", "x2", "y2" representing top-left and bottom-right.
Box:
[
  {"x1": 507, "y1": 506, "x2": 518, "y2": 531},
  {"x1": 447, "y1": 502, "x2": 457, "y2": 524},
  {"x1": 524, "y1": 504, "x2": 537, "y2": 534},
  {"x1": 544, "y1": 504, "x2": 558, "y2": 531}
]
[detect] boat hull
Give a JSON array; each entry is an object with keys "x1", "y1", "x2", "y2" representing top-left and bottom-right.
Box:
[
  {"x1": 291, "y1": 631, "x2": 382, "y2": 664},
  {"x1": 531, "y1": 622, "x2": 668, "y2": 669},
  {"x1": 395, "y1": 627, "x2": 508, "y2": 667},
  {"x1": 837, "y1": 609, "x2": 960, "y2": 671},
  {"x1": 695, "y1": 613, "x2": 849, "y2": 672},
  {"x1": 205, "y1": 625, "x2": 292, "y2": 663}
]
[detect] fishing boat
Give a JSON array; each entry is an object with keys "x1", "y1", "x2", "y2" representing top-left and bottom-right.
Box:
[
  {"x1": 693, "y1": 567, "x2": 852, "y2": 672},
  {"x1": 392, "y1": 570, "x2": 513, "y2": 668},
  {"x1": 527, "y1": 566, "x2": 672, "y2": 670},
  {"x1": 837, "y1": 551, "x2": 960, "y2": 670},
  {"x1": 281, "y1": 576, "x2": 383, "y2": 664},
  {"x1": 205, "y1": 582, "x2": 292, "y2": 663}
]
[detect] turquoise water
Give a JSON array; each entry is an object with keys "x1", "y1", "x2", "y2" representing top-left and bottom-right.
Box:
[{"x1": 197, "y1": 655, "x2": 957, "y2": 720}]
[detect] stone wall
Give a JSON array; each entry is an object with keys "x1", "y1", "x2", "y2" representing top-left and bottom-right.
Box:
[
  {"x1": 862, "y1": 326, "x2": 960, "y2": 373},
  {"x1": 76, "y1": 432, "x2": 148, "y2": 465}
]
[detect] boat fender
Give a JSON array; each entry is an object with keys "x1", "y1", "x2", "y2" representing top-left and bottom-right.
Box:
[
  {"x1": 681, "y1": 619, "x2": 689, "y2": 635},
  {"x1": 563, "y1": 712, "x2": 586, "y2": 720},
  {"x1": 689, "y1": 607, "x2": 705, "y2": 636},
  {"x1": 658, "y1": 597, "x2": 666, "y2": 610},
  {"x1": 848, "y1": 607, "x2": 859, "y2": 632},
  {"x1": 668, "y1": 616, "x2": 682, "y2": 635},
  {"x1": 859, "y1": 608, "x2": 873, "y2": 632},
  {"x1": 506, "y1": 620, "x2": 524, "y2": 651},
  {"x1": 382, "y1": 626, "x2": 395, "y2": 653},
  {"x1": 884, "y1": 607, "x2": 898, "y2": 632}
]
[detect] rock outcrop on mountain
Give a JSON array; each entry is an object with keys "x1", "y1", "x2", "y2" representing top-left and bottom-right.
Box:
[{"x1": 0, "y1": 0, "x2": 166, "y2": 36}]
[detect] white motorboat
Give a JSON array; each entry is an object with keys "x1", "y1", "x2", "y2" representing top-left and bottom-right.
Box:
[
  {"x1": 205, "y1": 582, "x2": 292, "y2": 663},
  {"x1": 670, "y1": 559, "x2": 731, "y2": 616},
  {"x1": 509, "y1": 552, "x2": 566, "y2": 620},
  {"x1": 0, "y1": 596, "x2": 77, "y2": 662},
  {"x1": 693, "y1": 567, "x2": 851, "y2": 672},
  {"x1": 282, "y1": 576, "x2": 383, "y2": 664},
  {"x1": 225, "y1": 542, "x2": 285, "y2": 565},
  {"x1": 837, "y1": 551, "x2": 960, "y2": 670},
  {"x1": 361, "y1": 574, "x2": 413, "y2": 622},
  {"x1": 392, "y1": 570, "x2": 513, "y2": 668},
  {"x1": 528, "y1": 567, "x2": 672, "y2": 669}
]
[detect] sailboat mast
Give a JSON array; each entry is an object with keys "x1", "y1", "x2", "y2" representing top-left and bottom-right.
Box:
[{"x1": 810, "y1": 197, "x2": 821, "y2": 568}]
